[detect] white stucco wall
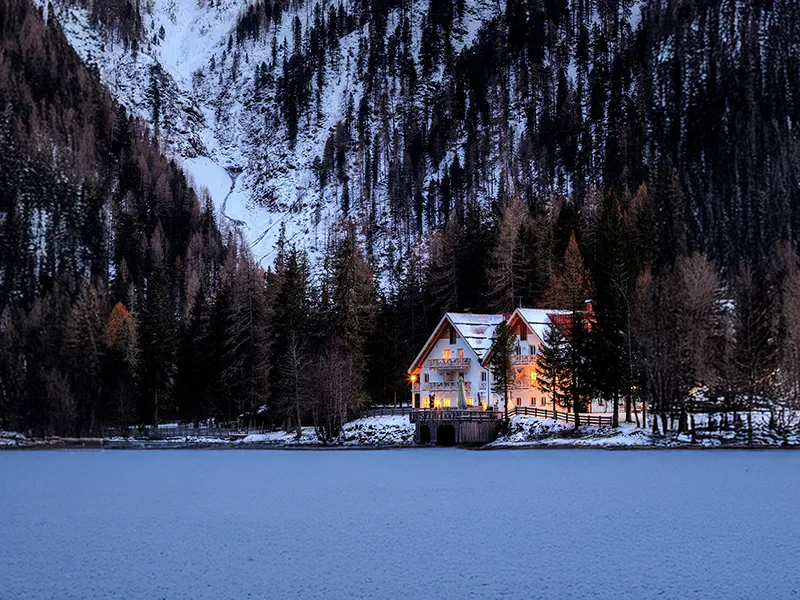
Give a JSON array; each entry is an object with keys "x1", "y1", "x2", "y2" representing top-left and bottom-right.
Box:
[{"x1": 417, "y1": 330, "x2": 490, "y2": 408}]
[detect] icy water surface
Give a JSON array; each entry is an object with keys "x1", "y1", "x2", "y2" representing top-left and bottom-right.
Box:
[{"x1": 1, "y1": 449, "x2": 799, "y2": 600}]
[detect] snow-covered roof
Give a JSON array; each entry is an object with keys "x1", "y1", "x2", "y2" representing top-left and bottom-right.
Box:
[
  {"x1": 514, "y1": 308, "x2": 570, "y2": 343},
  {"x1": 408, "y1": 313, "x2": 504, "y2": 373},
  {"x1": 447, "y1": 313, "x2": 505, "y2": 361}
]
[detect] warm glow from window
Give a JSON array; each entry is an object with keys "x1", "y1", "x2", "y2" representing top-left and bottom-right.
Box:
[
  {"x1": 422, "y1": 397, "x2": 430, "y2": 408},
  {"x1": 467, "y1": 398, "x2": 474, "y2": 406},
  {"x1": 530, "y1": 371, "x2": 537, "y2": 384},
  {"x1": 443, "y1": 349, "x2": 451, "y2": 359},
  {"x1": 442, "y1": 398, "x2": 451, "y2": 408}
]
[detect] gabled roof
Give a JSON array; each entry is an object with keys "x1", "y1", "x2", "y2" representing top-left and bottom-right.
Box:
[
  {"x1": 514, "y1": 308, "x2": 570, "y2": 344},
  {"x1": 408, "y1": 313, "x2": 505, "y2": 373},
  {"x1": 480, "y1": 307, "x2": 571, "y2": 366}
]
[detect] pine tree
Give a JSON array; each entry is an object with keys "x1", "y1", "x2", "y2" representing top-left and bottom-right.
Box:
[
  {"x1": 536, "y1": 323, "x2": 571, "y2": 416},
  {"x1": 221, "y1": 251, "x2": 272, "y2": 428},
  {"x1": 489, "y1": 320, "x2": 516, "y2": 427},
  {"x1": 139, "y1": 266, "x2": 177, "y2": 427}
]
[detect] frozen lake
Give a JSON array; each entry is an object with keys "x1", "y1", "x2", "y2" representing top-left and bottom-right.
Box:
[{"x1": 1, "y1": 449, "x2": 799, "y2": 600}]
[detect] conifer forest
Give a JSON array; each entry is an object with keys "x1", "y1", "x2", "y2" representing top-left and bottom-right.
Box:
[{"x1": 1, "y1": 0, "x2": 799, "y2": 436}]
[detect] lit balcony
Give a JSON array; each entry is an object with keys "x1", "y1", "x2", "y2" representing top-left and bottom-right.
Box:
[
  {"x1": 426, "y1": 357, "x2": 471, "y2": 371},
  {"x1": 511, "y1": 355, "x2": 536, "y2": 366},
  {"x1": 422, "y1": 381, "x2": 472, "y2": 393}
]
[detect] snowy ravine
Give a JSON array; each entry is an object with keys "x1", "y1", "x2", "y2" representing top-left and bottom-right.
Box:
[{"x1": 38, "y1": 0, "x2": 502, "y2": 269}]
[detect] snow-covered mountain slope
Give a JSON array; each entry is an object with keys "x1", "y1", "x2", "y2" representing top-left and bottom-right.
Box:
[{"x1": 40, "y1": 0, "x2": 501, "y2": 269}]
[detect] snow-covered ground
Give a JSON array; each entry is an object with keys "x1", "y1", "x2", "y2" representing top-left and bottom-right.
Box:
[
  {"x1": 491, "y1": 413, "x2": 800, "y2": 448},
  {"x1": 0, "y1": 431, "x2": 33, "y2": 448},
  {"x1": 7, "y1": 411, "x2": 800, "y2": 449},
  {"x1": 104, "y1": 415, "x2": 416, "y2": 447},
  {"x1": 491, "y1": 416, "x2": 654, "y2": 447},
  {"x1": 1, "y1": 449, "x2": 800, "y2": 599}
]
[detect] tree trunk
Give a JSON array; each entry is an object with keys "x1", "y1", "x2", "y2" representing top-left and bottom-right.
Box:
[
  {"x1": 625, "y1": 397, "x2": 632, "y2": 422},
  {"x1": 612, "y1": 394, "x2": 619, "y2": 428},
  {"x1": 153, "y1": 389, "x2": 159, "y2": 429},
  {"x1": 503, "y1": 382, "x2": 509, "y2": 431},
  {"x1": 641, "y1": 399, "x2": 646, "y2": 430}
]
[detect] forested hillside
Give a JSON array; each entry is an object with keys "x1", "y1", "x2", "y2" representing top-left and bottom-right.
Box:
[
  {"x1": 2, "y1": 0, "x2": 800, "y2": 436},
  {"x1": 0, "y1": 0, "x2": 376, "y2": 437}
]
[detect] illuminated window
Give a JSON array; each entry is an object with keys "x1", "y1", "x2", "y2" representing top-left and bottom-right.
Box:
[
  {"x1": 530, "y1": 371, "x2": 537, "y2": 385},
  {"x1": 515, "y1": 397, "x2": 521, "y2": 406},
  {"x1": 442, "y1": 398, "x2": 451, "y2": 408},
  {"x1": 467, "y1": 397, "x2": 474, "y2": 406},
  {"x1": 422, "y1": 397, "x2": 430, "y2": 408},
  {"x1": 458, "y1": 348, "x2": 464, "y2": 359},
  {"x1": 443, "y1": 348, "x2": 451, "y2": 359}
]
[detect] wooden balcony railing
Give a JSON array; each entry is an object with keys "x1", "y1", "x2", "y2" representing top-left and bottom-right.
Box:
[
  {"x1": 512, "y1": 380, "x2": 535, "y2": 390},
  {"x1": 426, "y1": 357, "x2": 471, "y2": 370},
  {"x1": 511, "y1": 355, "x2": 537, "y2": 366},
  {"x1": 422, "y1": 381, "x2": 472, "y2": 392}
]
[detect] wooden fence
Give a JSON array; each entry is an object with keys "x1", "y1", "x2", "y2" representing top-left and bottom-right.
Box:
[
  {"x1": 509, "y1": 406, "x2": 614, "y2": 427},
  {"x1": 104, "y1": 425, "x2": 254, "y2": 439},
  {"x1": 361, "y1": 406, "x2": 414, "y2": 418}
]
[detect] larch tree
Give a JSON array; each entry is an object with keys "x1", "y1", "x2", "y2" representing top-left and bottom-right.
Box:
[
  {"x1": 547, "y1": 233, "x2": 592, "y2": 426},
  {"x1": 105, "y1": 301, "x2": 139, "y2": 434},
  {"x1": 487, "y1": 197, "x2": 530, "y2": 312},
  {"x1": 427, "y1": 211, "x2": 460, "y2": 312},
  {"x1": 64, "y1": 281, "x2": 104, "y2": 435},
  {"x1": 779, "y1": 248, "x2": 800, "y2": 407}
]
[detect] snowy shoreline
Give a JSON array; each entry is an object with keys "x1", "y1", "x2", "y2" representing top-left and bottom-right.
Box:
[{"x1": 3, "y1": 413, "x2": 799, "y2": 450}]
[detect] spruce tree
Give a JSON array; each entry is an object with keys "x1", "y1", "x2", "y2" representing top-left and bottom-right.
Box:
[
  {"x1": 536, "y1": 324, "x2": 571, "y2": 417},
  {"x1": 489, "y1": 320, "x2": 516, "y2": 427}
]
